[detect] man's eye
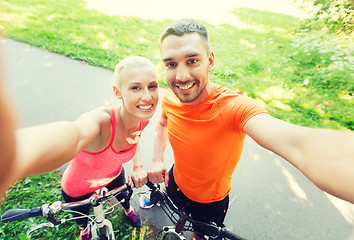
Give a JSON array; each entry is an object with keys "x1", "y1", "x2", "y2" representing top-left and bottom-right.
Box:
[
  {"x1": 165, "y1": 63, "x2": 176, "y2": 68},
  {"x1": 188, "y1": 59, "x2": 198, "y2": 64},
  {"x1": 131, "y1": 86, "x2": 140, "y2": 90}
]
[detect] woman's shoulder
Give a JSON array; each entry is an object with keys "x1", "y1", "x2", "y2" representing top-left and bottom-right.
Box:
[
  {"x1": 78, "y1": 106, "x2": 114, "y2": 126},
  {"x1": 92, "y1": 106, "x2": 116, "y2": 118}
]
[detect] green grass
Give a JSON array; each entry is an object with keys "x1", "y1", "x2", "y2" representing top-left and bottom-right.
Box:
[{"x1": 0, "y1": 0, "x2": 353, "y2": 239}]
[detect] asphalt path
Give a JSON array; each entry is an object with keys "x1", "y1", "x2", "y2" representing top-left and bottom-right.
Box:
[{"x1": 1, "y1": 38, "x2": 353, "y2": 240}]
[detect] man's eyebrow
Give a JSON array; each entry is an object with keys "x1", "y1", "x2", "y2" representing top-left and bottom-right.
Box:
[
  {"x1": 163, "y1": 53, "x2": 200, "y2": 62},
  {"x1": 163, "y1": 57, "x2": 173, "y2": 62},
  {"x1": 186, "y1": 53, "x2": 200, "y2": 58}
]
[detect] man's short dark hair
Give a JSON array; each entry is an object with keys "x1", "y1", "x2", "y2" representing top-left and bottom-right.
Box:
[{"x1": 160, "y1": 19, "x2": 209, "y2": 47}]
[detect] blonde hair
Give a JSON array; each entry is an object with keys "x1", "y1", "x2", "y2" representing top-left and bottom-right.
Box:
[{"x1": 113, "y1": 56, "x2": 155, "y2": 89}]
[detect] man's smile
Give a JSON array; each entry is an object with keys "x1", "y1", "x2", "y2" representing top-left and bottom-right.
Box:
[{"x1": 176, "y1": 81, "x2": 196, "y2": 92}]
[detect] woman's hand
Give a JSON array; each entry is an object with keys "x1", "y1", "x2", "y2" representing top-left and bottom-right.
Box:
[{"x1": 128, "y1": 165, "x2": 147, "y2": 188}]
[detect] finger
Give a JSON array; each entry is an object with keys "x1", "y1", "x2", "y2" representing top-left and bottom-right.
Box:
[
  {"x1": 147, "y1": 172, "x2": 156, "y2": 183},
  {"x1": 164, "y1": 169, "x2": 169, "y2": 187},
  {"x1": 127, "y1": 176, "x2": 132, "y2": 186},
  {"x1": 158, "y1": 169, "x2": 165, "y2": 182},
  {"x1": 148, "y1": 174, "x2": 158, "y2": 184},
  {"x1": 142, "y1": 176, "x2": 148, "y2": 186},
  {"x1": 137, "y1": 178, "x2": 144, "y2": 188}
]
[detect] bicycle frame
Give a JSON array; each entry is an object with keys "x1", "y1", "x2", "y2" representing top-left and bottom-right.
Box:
[
  {"x1": 90, "y1": 187, "x2": 116, "y2": 239},
  {"x1": 1, "y1": 183, "x2": 134, "y2": 240}
]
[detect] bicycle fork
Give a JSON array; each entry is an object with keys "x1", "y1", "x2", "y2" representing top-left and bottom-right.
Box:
[{"x1": 91, "y1": 204, "x2": 115, "y2": 240}]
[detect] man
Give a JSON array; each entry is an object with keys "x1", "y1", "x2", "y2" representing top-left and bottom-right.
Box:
[{"x1": 147, "y1": 19, "x2": 354, "y2": 239}]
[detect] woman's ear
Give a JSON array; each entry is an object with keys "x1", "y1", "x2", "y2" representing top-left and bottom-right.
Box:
[{"x1": 113, "y1": 86, "x2": 122, "y2": 99}]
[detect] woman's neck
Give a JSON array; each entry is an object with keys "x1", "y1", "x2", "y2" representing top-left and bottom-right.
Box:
[{"x1": 117, "y1": 106, "x2": 140, "y2": 133}]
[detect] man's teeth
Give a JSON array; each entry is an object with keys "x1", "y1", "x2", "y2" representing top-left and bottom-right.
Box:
[
  {"x1": 178, "y1": 83, "x2": 193, "y2": 90},
  {"x1": 139, "y1": 105, "x2": 152, "y2": 110}
]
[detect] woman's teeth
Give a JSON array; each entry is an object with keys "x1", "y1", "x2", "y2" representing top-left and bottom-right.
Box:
[{"x1": 138, "y1": 105, "x2": 152, "y2": 110}]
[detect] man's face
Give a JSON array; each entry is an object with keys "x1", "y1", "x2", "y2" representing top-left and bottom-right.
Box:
[{"x1": 161, "y1": 32, "x2": 214, "y2": 105}]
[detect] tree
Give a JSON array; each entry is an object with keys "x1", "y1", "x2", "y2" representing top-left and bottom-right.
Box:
[{"x1": 296, "y1": 0, "x2": 353, "y2": 34}]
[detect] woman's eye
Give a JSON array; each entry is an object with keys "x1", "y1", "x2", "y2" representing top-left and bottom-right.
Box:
[{"x1": 131, "y1": 86, "x2": 140, "y2": 90}]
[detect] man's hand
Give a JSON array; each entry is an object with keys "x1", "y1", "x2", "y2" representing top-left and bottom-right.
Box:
[
  {"x1": 147, "y1": 161, "x2": 169, "y2": 187},
  {"x1": 129, "y1": 166, "x2": 148, "y2": 188}
]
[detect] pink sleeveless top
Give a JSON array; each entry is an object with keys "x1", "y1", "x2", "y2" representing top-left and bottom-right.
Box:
[{"x1": 61, "y1": 108, "x2": 141, "y2": 197}]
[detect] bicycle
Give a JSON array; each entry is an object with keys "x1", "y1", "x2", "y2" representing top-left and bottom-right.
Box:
[
  {"x1": 1, "y1": 183, "x2": 137, "y2": 240},
  {"x1": 144, "y1": 182, "x2": 247, "y2": 240},
  {"x1": 1, "y1": 182, "x2": 247, "y2": 240}
]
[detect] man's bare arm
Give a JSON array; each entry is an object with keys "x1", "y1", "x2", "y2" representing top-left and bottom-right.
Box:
[
  {"x1": 147, "y1": 117, "x2": 169, "y2": 185},
  {"x1": 244, "y1": 113, "x2": 354, "y2": 204}
]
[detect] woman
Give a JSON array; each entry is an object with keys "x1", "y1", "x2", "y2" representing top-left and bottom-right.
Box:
[{"x1": 60, "y1": 56, "x2": 159, "y2": 239}]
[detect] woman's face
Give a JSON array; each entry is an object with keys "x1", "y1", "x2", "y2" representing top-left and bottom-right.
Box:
[{"x1": 116, "y1": 66, "x2": 159, "y2": 120}]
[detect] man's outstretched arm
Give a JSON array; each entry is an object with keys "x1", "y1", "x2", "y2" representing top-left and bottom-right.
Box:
[{"x1": 244, "y1": 113, "x2": 354, "y2": 204}]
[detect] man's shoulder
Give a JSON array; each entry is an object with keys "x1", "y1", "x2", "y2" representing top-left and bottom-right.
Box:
[
  {"x1": 213, "y1": 85, "x2": 264, "y2": 112},
  {"x1": 213, "y1": 85, "x2": 246, "y2": 102}
]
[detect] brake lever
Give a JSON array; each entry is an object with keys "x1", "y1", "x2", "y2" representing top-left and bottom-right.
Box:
[{"x1": 26, "y1": 222, "x2": 55, "y2": 237}]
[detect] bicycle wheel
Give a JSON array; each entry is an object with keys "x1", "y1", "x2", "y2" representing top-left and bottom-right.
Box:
[{"x1": 161, "y1": 231, "x2": 183, "y2": 240}]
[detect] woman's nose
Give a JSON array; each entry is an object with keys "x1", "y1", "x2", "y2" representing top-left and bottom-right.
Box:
[{"x1": 141, "y1": 89, "x2": 153, "y2": 101}]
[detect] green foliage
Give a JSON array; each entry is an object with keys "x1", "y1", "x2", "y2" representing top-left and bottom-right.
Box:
[
  {"x1": 296, "y1": 0, "x2": 353, "y2": 34},
  {"x1": 278, "y1": 30, "x2": 353, "y2": 129}
]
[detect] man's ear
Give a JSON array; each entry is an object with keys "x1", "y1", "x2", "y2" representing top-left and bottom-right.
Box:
[
  {"x1": 208, "y1": 51, "x2": 215, "y2": 72},
  {"x1": 113, "y1": 86, "x2": 122, "y2": 99}
]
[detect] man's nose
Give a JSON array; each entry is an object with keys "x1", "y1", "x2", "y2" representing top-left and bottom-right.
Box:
[{"x1": 176, "y1": 64, "x2": 190, "y2": 81}]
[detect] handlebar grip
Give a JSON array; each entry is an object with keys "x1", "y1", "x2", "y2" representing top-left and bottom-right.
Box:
[
  {"x1": 146, "y1": 181, "x2": 156, "y2": 190},
  {"x1": 220, "y1": 229, "x2": 247, "y2": 240},
  {"x1": 145, "y1": 182, "x2": 162, "y2": 205},
  {"x1": 1, "y1": 207, "x2": 43, "y2": 222}
]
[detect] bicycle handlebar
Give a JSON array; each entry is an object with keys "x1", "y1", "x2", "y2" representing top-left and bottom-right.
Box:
[
  {"x1": 145, "y1": 182, "x2": 247, "y2": 240},
  {"x1": 1, "y1": 183, "x2": 134, "y2": 223}
]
